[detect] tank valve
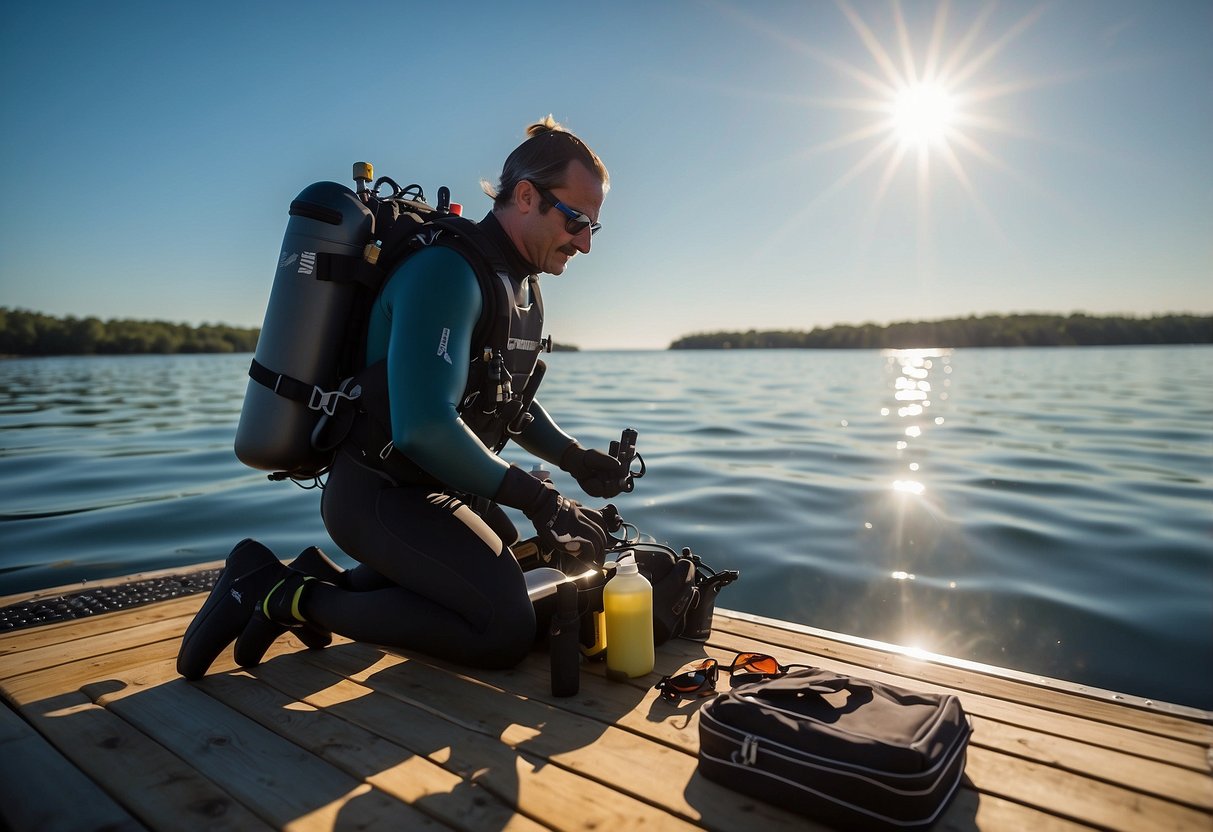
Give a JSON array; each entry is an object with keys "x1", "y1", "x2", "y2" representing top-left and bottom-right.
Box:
[{"x1": 353, "y1": 162, "x2": 374, "y2": 196}]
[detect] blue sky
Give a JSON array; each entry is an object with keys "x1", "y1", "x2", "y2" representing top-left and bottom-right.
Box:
[{"x1": 2, "y1": 1, "x2": 1210, "y2": 349}]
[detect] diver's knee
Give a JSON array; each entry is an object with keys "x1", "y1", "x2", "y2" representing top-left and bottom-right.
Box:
[{"x1": 472, "y1": 608, "x2": 536, "y2": 669}]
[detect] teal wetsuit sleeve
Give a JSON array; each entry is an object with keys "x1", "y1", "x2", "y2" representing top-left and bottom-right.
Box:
[
  {"x1": 374, "y1": 247, "x2": 510, "y2": 497},
  {"x1": 515, "y1": 399, "x2": 577, "y2": 462}
]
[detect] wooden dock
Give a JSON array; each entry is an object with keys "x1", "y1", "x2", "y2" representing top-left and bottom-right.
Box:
[{"x1": 1, "y1": 564, "x2": 1209, "y2": 831}]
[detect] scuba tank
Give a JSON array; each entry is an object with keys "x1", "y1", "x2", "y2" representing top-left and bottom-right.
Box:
[
  {"x1": 235, "y1": 162, "x2": 542, "y2": 485},
  {"x1": 234, "y1": 170, "x2": 375, "y2": 478}
]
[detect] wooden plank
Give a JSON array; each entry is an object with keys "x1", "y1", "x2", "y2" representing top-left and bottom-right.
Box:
[
  {"x1": 968, "y1": 715, "x2": 1213, "y2": 812},
  {"x1": 0, "y1": 617, "x2": 335, "y2": 708},
  {"x1": 251, "y1": 651, "x2": 712, "y2": 831},
  {"x1": 17, "y1": 689, "x2": 272, "y2": 832},
  {"x1": 85, "y1": 671, "x2": 446, "y2": 830},
  {"x1": 935, "y1": 788, "x2": 1098, "y2": 832},
  {"x1": 198, "y1": 669, "x2": 545, "y2": 832},
  {"x1": 0, "y1": 699, "x2": 144, "y2": 832},
  {"x1": 713, "y1": 613, "x2": 1212, "y2": 741},
  {"x1": 0, "y1": 615, "x2": 193, "y2": 681},
  {"x1": 1, "y1": 637, "x2": 183, "y2": 705},
  {"x1": 0, "y1": 594, "x2": 203, "y2": 656},
  {"x1": 963, "y1": 744, "x2": 1212, "y2": 832}
]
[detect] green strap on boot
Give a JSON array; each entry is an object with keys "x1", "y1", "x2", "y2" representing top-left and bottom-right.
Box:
[{"x1": 262, "y1": 574, "x2": 316, "y2": 625}]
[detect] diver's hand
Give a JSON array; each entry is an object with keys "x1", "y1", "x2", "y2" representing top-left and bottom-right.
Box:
[
  {"x1": 560, "y1": 443, "x2": 627, "y2": 499},
  {"x1": 496, "y1": 466, "x2": 607, "y2": 564}
]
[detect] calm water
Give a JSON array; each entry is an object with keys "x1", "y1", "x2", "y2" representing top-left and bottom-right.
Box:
[{"x1": 1, "y1": 348, "x2": 1210, "y2": 709}]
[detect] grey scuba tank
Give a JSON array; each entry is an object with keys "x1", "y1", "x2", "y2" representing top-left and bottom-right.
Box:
[{"x1": 234, "y1": 180, "x2": 373, "y2": 477}]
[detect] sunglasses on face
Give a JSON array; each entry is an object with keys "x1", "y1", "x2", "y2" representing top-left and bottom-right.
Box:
[
  {"x1": 533, "y1": 183, "x2": 601, "y2": 236},
  {"x1": 653, "y1": 652, "x2": 815, "y2": 701}
]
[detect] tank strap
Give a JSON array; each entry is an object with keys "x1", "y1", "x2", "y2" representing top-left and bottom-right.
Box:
[
  {"x1": 313, "y1": 252, "x2": 381, "y2": 289},
  {"x1": 247, "y1": 359, "x2": 361, "y2": 416}
]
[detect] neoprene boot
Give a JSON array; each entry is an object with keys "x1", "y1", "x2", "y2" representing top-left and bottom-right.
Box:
[
  {"x1": 233, "y1": 546, "x2": 340, "y2": 667},
  {"x1": 177, "y1": 539, "x2": 288, "y2": 680}
]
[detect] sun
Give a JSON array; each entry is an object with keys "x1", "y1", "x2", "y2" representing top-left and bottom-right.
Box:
[
  {"x1": 725, "y1": 0, "x2": 1050, "y2": 251},
  {"x1": 890, "y1": 81, "x2": 957, "y2": 149}
]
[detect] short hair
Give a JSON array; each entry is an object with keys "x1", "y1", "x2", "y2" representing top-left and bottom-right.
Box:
[{"x1": 482, "y1": 115, "x2": 609, "y2": 209}]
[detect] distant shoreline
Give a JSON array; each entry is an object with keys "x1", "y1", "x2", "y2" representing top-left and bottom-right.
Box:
[
  {"x1": 669, "y1": 313, "x2": 1212, "y2": 350},
  {"x1": 0, "y1": 308, "x2": 259, "y2": 357},
  {"x1": 2, "y1": 308, "x2": 1210, "y2": 355}
]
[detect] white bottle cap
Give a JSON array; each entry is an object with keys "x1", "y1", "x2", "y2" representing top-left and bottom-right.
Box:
[{"x1": 617, "y1": 551, "x2": 638, "y2": 574}]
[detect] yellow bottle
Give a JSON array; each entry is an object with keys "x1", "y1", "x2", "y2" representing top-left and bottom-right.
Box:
[{"x1": 604, "y1": 553, "x2": 654, "y2": 680}]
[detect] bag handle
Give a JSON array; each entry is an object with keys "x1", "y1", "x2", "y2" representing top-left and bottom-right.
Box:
[{"x1": 747, "y1": 671, "x2": 874, "y2": 701}]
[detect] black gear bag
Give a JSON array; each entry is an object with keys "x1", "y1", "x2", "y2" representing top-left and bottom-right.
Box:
[
  {"x1": 628, "y1": 544, "x2": 739, "y2": 644},
  {"x1": 698, "y1": 668, "x2": 971, "y2": 831}
]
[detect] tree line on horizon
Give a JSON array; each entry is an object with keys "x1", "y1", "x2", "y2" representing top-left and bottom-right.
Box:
[
  {"x1": 3, "y1": 308, "x2": 1209, "y2": 356},
  {"x1": 0, "y1": 307, "x2": 582, "y2": 356},
  {"x1": 669, "y1": 313, "x2": 1213, "y2": 350},
  {"x1": 0, "y1": 308, "x2": 260, "y2": 356}
]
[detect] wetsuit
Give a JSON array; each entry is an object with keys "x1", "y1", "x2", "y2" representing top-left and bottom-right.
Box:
[{"x1": 316, "y1": 213, "x2": 574, "y2": 668}]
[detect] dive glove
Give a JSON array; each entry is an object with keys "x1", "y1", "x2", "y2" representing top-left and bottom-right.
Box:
[
  {"x1": 496, "y1": 465, "x2": 608, "y2": 565},
  {"x1": 560, "y1": 443, "x2": 627, "y2": 499}
]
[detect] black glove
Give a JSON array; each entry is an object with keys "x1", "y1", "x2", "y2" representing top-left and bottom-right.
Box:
[
  {"x1": 496, "y1": 465, "x2": 607, "y2": 565},
  {"x1": 559, "y1": 443, "x2": 626, "y2": 499}
]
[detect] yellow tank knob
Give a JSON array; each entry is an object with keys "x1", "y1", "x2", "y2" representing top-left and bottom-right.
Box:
[{"x1": 353, "y1": 162, "x2": 373, "y2": 184}]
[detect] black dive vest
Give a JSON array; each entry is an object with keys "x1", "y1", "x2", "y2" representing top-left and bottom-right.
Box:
[
  {"x1": 459, "y1": 270, "x2": 547, "y2": 449},
  {"x1": 337, "y1": 227, "x2": 548, "y2": 488}
]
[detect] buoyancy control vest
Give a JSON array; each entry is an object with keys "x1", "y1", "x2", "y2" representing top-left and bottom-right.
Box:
[
  {"x1": 234, "y1": 162, "x2": 549, "y2": 484},
  {"x1": 460, "y1": 272, "x2": 548, "y2": 448},
  {"x1": 339, "y1": 269, "x2": 549, "y2": 488}
]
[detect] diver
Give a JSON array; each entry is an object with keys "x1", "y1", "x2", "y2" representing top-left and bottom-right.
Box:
[{"x1": 178, "y1": 116, "x2": 628, "y2": 678}]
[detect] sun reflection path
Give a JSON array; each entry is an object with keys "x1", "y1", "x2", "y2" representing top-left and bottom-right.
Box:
[
  {"x1": 880, "y1": 348, "x2": 957, "y2": 637},
  {"x1": 883, "y1": 347, "x2": 951, "y2": 497}
]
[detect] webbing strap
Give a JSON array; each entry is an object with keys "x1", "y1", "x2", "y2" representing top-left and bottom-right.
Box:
[
  {"x1": 249, "y1": 359, "x2": 313, "y2": 404},
  {"x1": 250, "y1": 359, "x2": 364, "y2": 418},
  {"x1": 313, "y1": 251, "x2": 382, "y2": 289}
]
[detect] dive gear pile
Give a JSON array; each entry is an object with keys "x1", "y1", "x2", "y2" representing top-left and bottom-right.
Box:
[{"x1": 513, "y1": 497, "x2": 740, "y2": 695}]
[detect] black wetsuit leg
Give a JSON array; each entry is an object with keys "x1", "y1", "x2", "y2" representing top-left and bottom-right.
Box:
[{"x1": 314, "y1": 450, "x2": 535, "y2": 669}]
